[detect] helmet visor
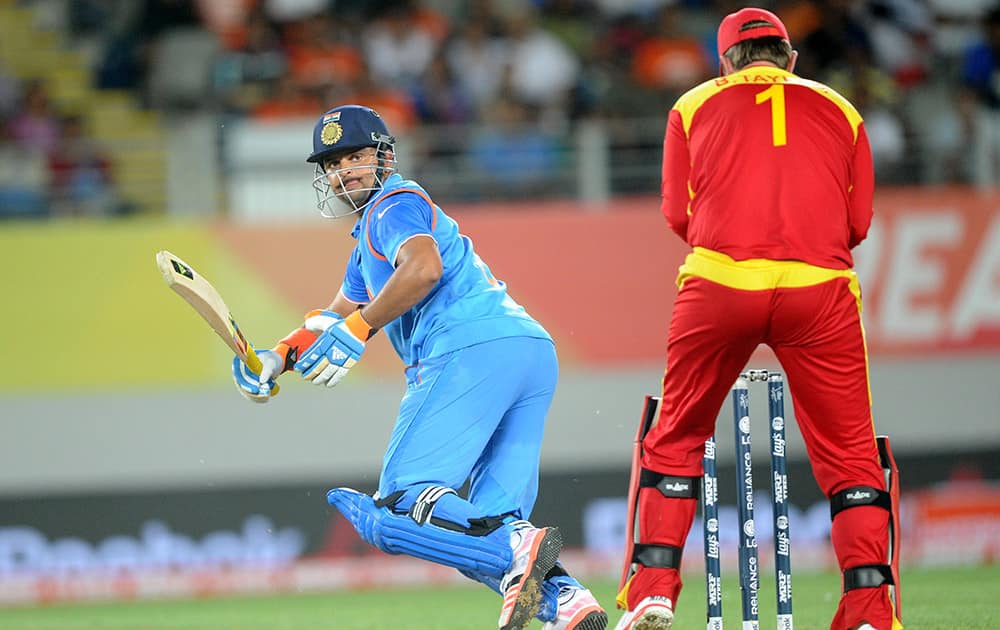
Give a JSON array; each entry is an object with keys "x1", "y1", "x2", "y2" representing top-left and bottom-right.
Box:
[{"x1": 310, "y1": 142, "x2": 397, "y2": 219}]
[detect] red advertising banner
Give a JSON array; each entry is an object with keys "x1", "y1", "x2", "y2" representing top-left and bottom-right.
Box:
[
  {"x1": 217, "y1": 188, "x2": 1000, "y2": 367},
  {"x1": 853, "y1": 188, "x2": 1000, "y2": 355}
]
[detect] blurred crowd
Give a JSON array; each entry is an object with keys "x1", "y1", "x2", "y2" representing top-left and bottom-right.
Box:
[
  {"x1": 0, "y1": 72, "x2": 128, "y2": 217},
  {"x1": 4, "y1": 0, "x2": 1000, "y2": 217}
]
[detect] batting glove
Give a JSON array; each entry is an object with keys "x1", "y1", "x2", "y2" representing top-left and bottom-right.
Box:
[
  {"x1": 232, "y1": 349, "x2": 283, "y2": 403},
  {"x1": 294, "y1": 310, "x2": 372, "y2": 388}
]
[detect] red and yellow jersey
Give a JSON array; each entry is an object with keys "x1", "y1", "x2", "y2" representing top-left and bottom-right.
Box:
[{"x1": 661, "y1": 65, "x2": 873, "y2": 269}]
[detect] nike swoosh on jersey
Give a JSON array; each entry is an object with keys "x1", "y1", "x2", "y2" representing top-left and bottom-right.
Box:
[{"x1": 377, "y1": 201, "x2": 402, "y2": 219}]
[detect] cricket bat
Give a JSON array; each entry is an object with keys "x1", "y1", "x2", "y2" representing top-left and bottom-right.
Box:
[{"x1": 155, "y1": 250, "x2": 279, "y2": 394}]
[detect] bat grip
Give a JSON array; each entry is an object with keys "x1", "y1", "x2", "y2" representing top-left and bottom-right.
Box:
[{"x1": 246, "y1": 346, "x2": 281, "y2": 395}]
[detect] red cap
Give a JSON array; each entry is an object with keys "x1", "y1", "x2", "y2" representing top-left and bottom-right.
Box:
[{"x1": 717, "y1": 7, "x2": 790, "y2": 55}]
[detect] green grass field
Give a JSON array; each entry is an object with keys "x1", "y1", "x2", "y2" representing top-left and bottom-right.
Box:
[{"x1": 1, "y1": 565, "x2": 997, "y2": 629}]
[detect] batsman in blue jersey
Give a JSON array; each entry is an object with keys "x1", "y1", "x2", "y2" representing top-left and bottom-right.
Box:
[{"x1": 231, "y1": 105, "x2": 607, "y2": 630}]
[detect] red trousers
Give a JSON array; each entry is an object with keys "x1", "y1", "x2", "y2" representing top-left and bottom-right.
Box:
[{"x1": 628, "y1": 254, "x2": 901, "y2": 629}]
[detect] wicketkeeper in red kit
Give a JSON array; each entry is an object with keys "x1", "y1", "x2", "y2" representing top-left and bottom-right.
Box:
[{"x1": 615, "y1": 7, "x2": 902, "y2": 630}]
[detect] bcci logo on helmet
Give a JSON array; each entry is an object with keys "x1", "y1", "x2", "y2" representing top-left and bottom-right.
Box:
[{"x1": 321, "y1": 122, "x2": 343, "y2": 146}]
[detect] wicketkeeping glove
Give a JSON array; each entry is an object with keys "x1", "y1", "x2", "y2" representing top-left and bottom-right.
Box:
[
  {"x1": 293, "y1": 310, "x2": 372, "y2": 388},
  {"x1": 231, "y1": 349, "x2": 283, "y2": 403}
]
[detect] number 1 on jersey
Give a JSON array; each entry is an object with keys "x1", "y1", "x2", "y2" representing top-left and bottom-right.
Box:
[{"x1": 756, "y1": 84, "x2": 787, "y2": 147}]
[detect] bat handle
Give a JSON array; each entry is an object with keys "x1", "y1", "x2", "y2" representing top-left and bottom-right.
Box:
[{"x1": 246, "y1": 345, "x2": 281, "y2": 395}]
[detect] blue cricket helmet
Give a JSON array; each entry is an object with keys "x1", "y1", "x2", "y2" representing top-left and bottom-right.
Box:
[
  {"x1": 308, "y1": 104, "x2": 399, "y2": 218},
  {"x1": 306, "y1": 105, "x2": 395, "y2": 164}
]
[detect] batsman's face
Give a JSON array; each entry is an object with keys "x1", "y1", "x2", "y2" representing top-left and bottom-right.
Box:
[{"x1": 323, "y1": 148, "x2": 380, "y2": 206}]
